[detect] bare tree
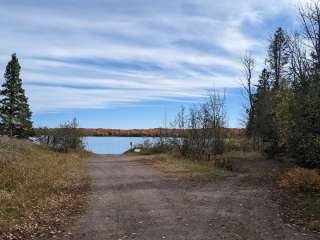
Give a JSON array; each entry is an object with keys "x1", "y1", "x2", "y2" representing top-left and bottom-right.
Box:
[
  {"x1": 173, "y1": 91, "x2": 226, "y2": 161},
  {"x1": 170, "y1": 106, "x2": 187, "y2": 153},
  {"x1": 288, "y1": 33, "x2": 311, "y2": 87},
  {"x1": 241, "y1": 53, "x2": 256, "y2": 137},
  {"x1": 242, "y1": 53, "x2": 255, "y2": 111},
  {"x1": 300, "y1": 2, "x2": 320, "y2": 68}
]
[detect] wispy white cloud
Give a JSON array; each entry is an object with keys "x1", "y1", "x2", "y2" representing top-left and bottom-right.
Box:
[{"x1": 0, "y1": 0, "x2": 305, "y2": 112}]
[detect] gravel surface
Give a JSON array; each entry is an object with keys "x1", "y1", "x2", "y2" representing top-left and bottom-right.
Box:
[{"x1": 57, "y1": 155, "x2": 320, "y2": 240}]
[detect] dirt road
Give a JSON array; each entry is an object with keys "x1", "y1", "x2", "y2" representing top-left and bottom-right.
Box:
[{"x1": 61, "y1": 155, "x2": 319, "y2": 240}]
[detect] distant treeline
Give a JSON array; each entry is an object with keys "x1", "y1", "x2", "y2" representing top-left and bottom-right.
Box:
[{"x1": 35, "y1": 127, "x2": 245, "y2": 138}]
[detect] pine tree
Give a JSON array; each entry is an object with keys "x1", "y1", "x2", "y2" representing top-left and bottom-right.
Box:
[
  {"x1": 253, "y1": 69, "x2": 273, "y2": 141},
  {"x1": 267, "y1": 27, "x2": 290, "y2": 90},
  {"x1": 288, "y1": 4, "x2": 320, "y2": 168},
  {"x1": 265, "y1": 27, "x2": 290, "y2": 156},
  {"x1": 0, "y1": 54, "x2": 33, "y2": 138}
]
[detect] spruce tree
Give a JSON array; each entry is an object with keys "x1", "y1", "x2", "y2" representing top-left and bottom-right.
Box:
[
  {"x1": 267, "y1": 27, "x2": 290, "y2": 90},
  {"x1": 288, "y1": 4, "x2": 320, "y2": 168},
  {"x1": 0, "y1": 54, "x2": 32, "y2": 138},
  {"x1": 253, "y1": 69, "x2": 273, "y2": 141},
  {"x1": 266, "y1": 27, "x2": 290, "y2": 155}
]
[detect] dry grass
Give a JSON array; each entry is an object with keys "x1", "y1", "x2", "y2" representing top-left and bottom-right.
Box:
[
  {"x1": 279, "y1": 167, "x2": 320, "y2": 192},
  {"x1": 218, "y1": 151, "x2": 264, "y2": 161},
  {"x1": 139, "y1": 154, "x2": 228, "y2": 179},
  {"x1": 137, "y1": 151, "x2": 263, "y2": 179},
  {"x1": 279, "y1": 167, "x2": 320, "y2": 233},
  {"x1": 0, "y1": 137, "x2": 88, "y2": 239},
  {"x1": 280, "y1": 190, "x2": 320, "y2": 233}
]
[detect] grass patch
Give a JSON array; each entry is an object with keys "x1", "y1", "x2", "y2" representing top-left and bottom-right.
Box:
[
  {"x1": 279, "y1": 167, "x2": 320, "y2": 192},
  {"x1": 280, "y1": 191, "x2": 320, "y2": 233},
  {"x1": 0, "y1": 137, "x2": 88, "y2": 239},
  {"x1": 138, "y1": 154, "x2": 229, "y2": 179},
  {"x1": 302, "y1": 192, "x2": 320, "y2": 231},
  {"x1": 279, "y1": 167, "x2": 320, "y2": 232},
  {"x1": 218, "y1": 151, "x2": 264, "y2": 161}
]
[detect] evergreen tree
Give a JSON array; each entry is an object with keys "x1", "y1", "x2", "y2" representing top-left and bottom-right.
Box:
[
  {"x1": 267, "y1": 27, "x2": 290, "y2": 90},
  {"x1": 265, "y1": 28, "x2": 290, "y2": 155},
  {"x1": 242, "y1": 6, "x2": 320, "y2": 167},
  {"x1": 0, "y1": 54, "x2": 32, "y2": 138},
  {"x1": 246, "y1": 28, "x2": 290, "y2": 155},
  {"x1": 288, "y1": 4, "x2": 320, "y2": 168},
  {"x1": 252, "y1": 69, "x2": 273, "y2": 142}
]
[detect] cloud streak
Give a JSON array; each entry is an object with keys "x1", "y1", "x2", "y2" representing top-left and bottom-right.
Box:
[{"x1": 0, "y1": 0, "x2": 304, "y2": 113}]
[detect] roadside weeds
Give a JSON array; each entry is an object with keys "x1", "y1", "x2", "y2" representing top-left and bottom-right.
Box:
[{"x1": 0, "y1": 138, "x2": 89, "y2": 240}]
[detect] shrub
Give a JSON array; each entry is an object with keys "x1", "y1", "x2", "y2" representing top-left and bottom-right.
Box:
[
  {"x1": 229, "y1": 137, "x2": 257, "y2": 152},
  {"x1": 279, "y1": 167, "x2": 320, "y2": 192},
  {"x1": 214, "y1": 158, "x2": 233, "y2": 171},
  {"x1": 224, "y1": 137, "x2": 241, "y2": 152},
  {"x1": 171, "y1": 91, "x2": 226, "y2": 161},
  {"x1": 37, "y1": 118, "x2": 84, "y2": 152},
  {"x1": 128, "y1": 138, "x2": 171, "y2": 155},
  {"x1": 220, "y1": 151, "x2": 264, "y2": 161}
]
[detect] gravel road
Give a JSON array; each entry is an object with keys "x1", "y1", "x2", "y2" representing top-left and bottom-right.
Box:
[{"x1": 59, "y1": 155, "x2": 319, "y2": 240}]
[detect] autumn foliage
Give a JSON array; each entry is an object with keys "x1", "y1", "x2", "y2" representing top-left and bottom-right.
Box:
[{"x1": 279, "y1": 167, "x2": 320, "y2": 192}]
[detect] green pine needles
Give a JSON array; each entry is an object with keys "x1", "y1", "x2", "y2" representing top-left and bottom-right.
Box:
[
  {"x1": 0, "y1": 54, "x2": 33, "y2": 138},
  {"x1": 244, "y1": 4, "x2": 320, "y2": 168}
]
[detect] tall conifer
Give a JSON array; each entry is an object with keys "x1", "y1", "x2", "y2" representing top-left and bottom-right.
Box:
[
  {"x1": 0, "y1": 54, "x2": 32, "y2": 138},
  {"x1": 267, "y1": 27, "x2": 290, "y2": 90}
]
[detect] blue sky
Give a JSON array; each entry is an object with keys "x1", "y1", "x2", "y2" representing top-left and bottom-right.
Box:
[{"x1": 0, "y1": 0, "x2": 308, "y2": 128}]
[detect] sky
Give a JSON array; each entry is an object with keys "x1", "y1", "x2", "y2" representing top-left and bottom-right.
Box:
[{"x1": 0, "y1": 0, "x2": 309, "y2": 129}]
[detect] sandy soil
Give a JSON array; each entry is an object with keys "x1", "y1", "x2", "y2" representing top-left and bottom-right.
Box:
[{"x1": 56, "y1": 155, "x2": 320, "y2": 240}]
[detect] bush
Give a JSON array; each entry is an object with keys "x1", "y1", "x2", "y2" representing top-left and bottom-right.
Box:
[
  {"x1": 220, "y1": 151, "x2": 264, "y2": 161},
  {"x1": 127, "y1": 138, "x2": 171, "y2": 155},
  {"x1": 224, "y1": 138, "x2": 241, "y2": 152},
  {"x1": 214, "y1": 158, "x2": 233, "y2": 171},
  {"x1": 279, "y1": 167, "x2": 320, "y2": 192},
  {"x1": 290, "y1": 133, "x2": 320, "y2": 169},
  {"x1": 37, "y1": 118, "x2": 84, "y2": 152},
  {"x1": 172, "y1": 91, "x2": 226, "y2": 161}
]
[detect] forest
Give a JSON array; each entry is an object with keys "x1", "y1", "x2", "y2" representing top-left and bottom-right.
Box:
[{"x1": 242, "y1": 4, "x2": 320, "y2": 169}]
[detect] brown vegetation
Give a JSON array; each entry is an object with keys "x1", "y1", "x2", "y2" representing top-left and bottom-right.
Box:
[
  {"x1": 280, "y1": 167, "x2": 320, "y2": 192},
  {"x1": 138, "y1": 154, "x2": 228, "y2": 179},
  {"x1": 279, "y1": 167, "x2": 320, "y2": 233},
  {"x1": 0, "y1": 137, "x2": 88, "y2": 239}
]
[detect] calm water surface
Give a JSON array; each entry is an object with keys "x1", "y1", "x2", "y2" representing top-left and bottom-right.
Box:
[{"x1": 84, "y1": 137, "x2": 155, "y2": 154}]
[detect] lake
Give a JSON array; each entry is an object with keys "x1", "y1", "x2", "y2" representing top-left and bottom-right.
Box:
[{"x1": 84, "y1": 136, "x2": 156, "y2": 154}]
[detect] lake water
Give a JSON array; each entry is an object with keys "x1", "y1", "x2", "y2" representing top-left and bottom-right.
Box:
[{"x1": 84, "y1": 136, "x2": 156, "y2": 154}]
